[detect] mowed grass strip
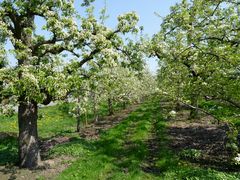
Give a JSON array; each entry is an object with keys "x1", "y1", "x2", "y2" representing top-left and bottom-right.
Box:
[
  {"x1": 57, "y1": 102, "x2": 156, "y2": 180},
  {"x1": 57, "y1": 100, "x2": 240, "y2": 180},
  {"x1": 1, "y1": 100, "x2": 240, "y2": 179}
]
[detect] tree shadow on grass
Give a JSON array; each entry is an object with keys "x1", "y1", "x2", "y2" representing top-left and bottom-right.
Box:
[
  {"x1": 45, "y1": 136, "x2": 97, "y2": 159},
  {"x1": 49, "y1": 101, "x2": 240, "y2": 179},
  {"x1": 0, "y1": 133, "x2": 18, "y2": 166},
  {"x1": 0, "y1": 134, "x2": 19, "y2": 180},
  {"x1": 95, "y1": 137, "x2": 148, "y2": 171},
  {"x1": 79, "y1": 105, "x2": 155, "y2": 176}
]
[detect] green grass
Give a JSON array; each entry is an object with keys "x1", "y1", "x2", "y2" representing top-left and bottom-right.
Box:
[
  {"x1": 0, "y1": 114, "x2": 18, "y2": 133},
  {"x1": 56, "y1": 102, "x2": 155, "y2": 180},
  {"x1": 0, "y1": 101, "x2": 132, "y2": 166},
  {"x1": 38, "y1": 105, "x2": 77, "y2": 138},
  {"x1": 0, "y1": 100, "x2": 126, "y2": 138},
  {"x1": 56, "y1": 100, "x2": 240, "y2": 180},
  {"x1": 0, "y1": 136, "x2": 18, "y2": 165},
  {"x1": 1, "y1": 100, "x2": 240, "y2": 179},
  {"x1": 0, "y1": 105, "x2": 76, "y2": 138},
  {"x1": 0, "y1": 104, "x2": 77, "y2": 165}
]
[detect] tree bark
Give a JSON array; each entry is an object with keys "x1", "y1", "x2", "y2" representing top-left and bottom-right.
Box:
[
  {"x1": 190, "y1": 95, "x2": 199, "y2": 119},
  {"x1": 93, "y1": 93, "x2": 99, "y2": 122},
  {"x1": 175, "y1": 101, "x2": 181, "y2": 111},
  {"x1": 108, "y1": 98, "x2": 113, "y2": 115},
  {"x1": 76, "y1": 113, "x2": 81, "y2": 133},
  {"x1": 123, "y1": 101, "x2": 127, "y2": 109},
  {"x1": 94, "y1": 108, "x2": 99, "y2": 123},
  {"x1": 76, "y1": 98, "x2": 81, "y2": 132},
  {"x1": 18, "y1": 101, "x2": 40, "y2": 168}
]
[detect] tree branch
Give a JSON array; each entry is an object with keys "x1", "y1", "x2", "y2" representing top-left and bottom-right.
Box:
[
  {"x1": 198, "y1": 36, "x2": 239, "y2": 47},
  {"x1": 205, "y1": 96, "x2": 240, "y2": 109},
  {"x1": 180, "y1": 100, "x2": 221, "y2": 124}
]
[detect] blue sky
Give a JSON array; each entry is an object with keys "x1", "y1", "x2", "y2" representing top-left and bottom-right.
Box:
[
  {"x1": 7, "y1": 0, "x2": 180, "y2": 73},
  {"x1": 84, "y1": 0, "x2": 181, "y2": 73},
  {"x1": 91, "y1": 0, "x2": 180, "y2": 36}
]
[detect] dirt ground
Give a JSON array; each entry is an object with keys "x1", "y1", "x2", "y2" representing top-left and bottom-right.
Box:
[
  {"x1": 0, "y1": 156, "x2": 73, "y2": 180},
  {"x1": 167, "y1": 109, "x2": 237, "y2": 171},
  {"x1": 80, "y1": 104, "x2": 140, "y2": 140}
]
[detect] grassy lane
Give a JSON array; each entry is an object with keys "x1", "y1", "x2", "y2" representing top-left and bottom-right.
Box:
[
  {"x1": 1, "y1": 100, "x2": 240, "y2": 179},
  {"x1": 57, "y1": 100, "x2": 240, "y2": 180},
  {"x1": 57, "y1": 102, "x2": 155, "y2": 179}
]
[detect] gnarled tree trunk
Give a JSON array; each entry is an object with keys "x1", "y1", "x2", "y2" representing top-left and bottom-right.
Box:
[{"x1": 18, "y1": 101, "x2": 40, "y2": 168}]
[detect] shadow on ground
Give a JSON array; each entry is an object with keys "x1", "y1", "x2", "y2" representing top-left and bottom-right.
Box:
[{"x1": 0, "y1": 133, "x2": 18, "y2": 166}]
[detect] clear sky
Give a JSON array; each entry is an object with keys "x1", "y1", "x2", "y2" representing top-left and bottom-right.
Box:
[
  {"x1": 7, "y1": 0, "x2": 181, "y2": 73},
  {"x1": 90, "y1": 0, "x2": 180, "y2": 36}
]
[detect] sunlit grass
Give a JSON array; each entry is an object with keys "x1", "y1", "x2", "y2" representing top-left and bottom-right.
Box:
[
  {"x1": 0, "y1": 105, "x2": 77, "y2": 165},
  {"x1": 57, "y1": 102, "x2": 155, "y2": 180},
  {"x1": 57, "y1": 100, "x2": 240, "y2": 180},
  {"x1": 0, "y1": 100, "x2": 240, "y2": 179}
]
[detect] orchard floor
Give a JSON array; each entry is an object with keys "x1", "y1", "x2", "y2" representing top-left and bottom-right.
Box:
[{"x1": 0, "y1": 100, "x2": 240, "y2": 179}]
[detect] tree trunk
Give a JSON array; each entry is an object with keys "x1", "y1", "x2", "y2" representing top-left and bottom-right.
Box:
[
  {"x1": 95, "y1": 114, "x2": 99, "y2": 123},
  {"x1": 76, "y1": 98, "x2": 81, "y2": 132},
  {"x1": 108, "y1": 98, "x2": 113, "y2": 115},
  {"x1": 94, "y1": 104, "x2": 99, "y2": 123},
  {"x1": 175, "y1": 101, "x2": 181, "y2": 111},
  {"x1": 18, "y1": 101, "x2": 40, "y2": 168},
  {"x1": 190, "y1": 95, "x2": 199, "y2": 119},
  {"x1": 123, "y1": 101, "x2": 127, "y2": 109},
  {"x1": 76, "y1": 105, "x2": 81, "y2": 132},
  {"x1": 93, "y1": 93, "x2": 99, "y2": 122},
  {"x1": 175, "y1": 80, "x2": 181, "y2": 111},
  {"x1": 76, "y1": 114, "x2": 81, "y2": 133}
]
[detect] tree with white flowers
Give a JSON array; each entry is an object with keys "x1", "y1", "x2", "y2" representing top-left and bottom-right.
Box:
[
  {"x1": 69, "y1": 50, "x2": 157, "y2": 130},
  {"x1": 0, "y1": 0, "x2": 139, "y2": 168},
  {"x1": 151, "y1": 0, "x2": 240, "y2": 119}
]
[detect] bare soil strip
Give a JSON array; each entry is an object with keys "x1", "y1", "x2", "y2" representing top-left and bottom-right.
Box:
[
  {"x1": 80, "y1": 104, "x2": 140, "y2": 140},
  {"x1": 167, "y1": 109, "x2": 238, "y2": 171}
]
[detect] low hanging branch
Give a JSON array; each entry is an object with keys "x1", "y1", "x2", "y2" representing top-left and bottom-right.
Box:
[
  {"x1": 179, "y1": 100, "x2": 221, "y2": 124},
  {"x1": 205, "y1": 96, "x2": 240, "y2": 109}
]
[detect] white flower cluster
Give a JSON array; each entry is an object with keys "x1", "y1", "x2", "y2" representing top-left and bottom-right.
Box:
[
  {"x1": 0, "y1": 103, "x2": 15, "y2": 116},
  {"x1": 234, "y1": 153, "x2": 240, "y2": 165},
  {"x1": 169, "y1": 110, "x2": 177, "y2": 117},
  {"x1": 117, "y1": 12, "x2": 139, "y2": 33}
]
